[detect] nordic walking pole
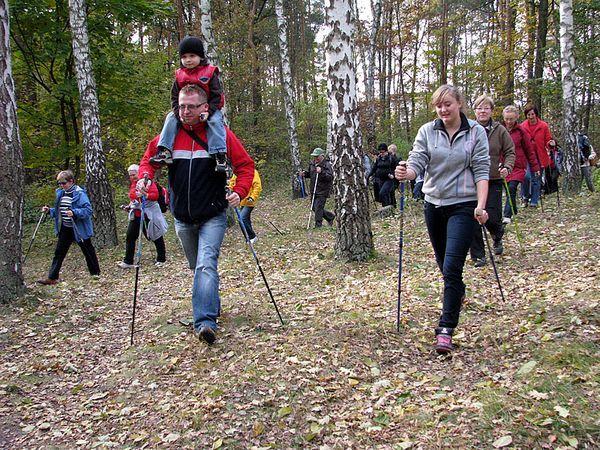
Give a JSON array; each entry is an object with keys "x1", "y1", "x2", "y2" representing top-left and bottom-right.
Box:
[
  {"x1": 396, "y1": 179, "x2": 406, "y2": 332},
  {"x1": 298, "y1": 174, "x2": 306, "y2": 198},
  {"x1": 130, "y1": 174, "x2": 149, "y2": 345},
  {"x1": 259, "y1": 212, "x2": 284, "y2": 236},
  {"x1": 480, "y1": 224, "x2": 506, "y2": 302},
  {"x1": 306, "y1": 171, "x2": 319, "y2": 230},
  {"x1": 227, "y1": 183, "x2": 285, "y2": 325},
  {"x1": 502, "y1": 178, "x2": 524, "y2": 253},
  {"x1": 23, "y1": 211, "x2": 47, "y2": 264},
  {"x1": 539, "y1": 170, "x2": 545, "y2": 212}
]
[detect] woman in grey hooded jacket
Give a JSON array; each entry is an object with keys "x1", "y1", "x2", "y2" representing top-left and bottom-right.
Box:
[{"x1": 395, "y1": 85, "x2": 490, "y2": 354}]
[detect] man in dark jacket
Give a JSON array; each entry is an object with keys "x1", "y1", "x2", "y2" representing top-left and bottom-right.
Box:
[
  {"x1": 137, "y1": 84, "x2": 255, "y2": 345},
  {"x1": 300, "y1": 147, "x2": 335, "y2": 227},
  {"x1": 368, "y1": 143, "x2": 397, "y2": 207}
]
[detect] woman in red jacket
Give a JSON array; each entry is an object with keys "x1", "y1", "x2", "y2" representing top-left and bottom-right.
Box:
[
  {"x1": 520, "y1": 105, "x2": 553, "y2": 207},
  {"x1": 501, "y1": 106, "x2": 540, "y2": 222},
  {"x1": 117, "y1": 164, "x2": 167, "y2": 268}
]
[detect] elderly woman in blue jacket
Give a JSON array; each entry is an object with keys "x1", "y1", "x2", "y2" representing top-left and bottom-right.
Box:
[
  {"x1": 395, "y1": 85, "x2": 490, "y2": 354},
  {"x1": 37, "y1": 170, "x2": 100, "y2": 285}
]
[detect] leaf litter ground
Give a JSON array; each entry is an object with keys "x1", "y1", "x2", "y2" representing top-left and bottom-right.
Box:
[{"x1": 1, "y1": 190, "x2": 598, "y2": 449}]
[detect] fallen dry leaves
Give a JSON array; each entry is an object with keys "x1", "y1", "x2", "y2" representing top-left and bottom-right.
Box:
[{"x1": 1, "y1": 190, "x2": 598, "y2": 449}]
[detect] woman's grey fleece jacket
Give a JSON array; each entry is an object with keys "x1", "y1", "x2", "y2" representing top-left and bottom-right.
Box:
[{"x1": 407, "y1": 116, "x2": 490, "y2": 206}]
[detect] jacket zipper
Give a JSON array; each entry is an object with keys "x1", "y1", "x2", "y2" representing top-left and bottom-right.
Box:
[{"x1": 188, "y1": 139, "x2": 194, "y2": 219}]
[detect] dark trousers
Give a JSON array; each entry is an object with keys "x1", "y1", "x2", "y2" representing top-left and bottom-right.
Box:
[
  {"x1": 503, "y1": 180, "x2": 520, "y2": 219},
  {"x1": 378, "y1": 179, "x2": 396, "y2": 207},
  {"x1": 48, "y1": 226, "x2": 100, "y2": 280},
  {"x1": 238, "y1": 206, "x2": 256, "y2": 240},
  {"x1": 424, "y1": 201, "x2": 477, "y2": 329},
  {"x1": 313, "y1": 195, "x2": 334, "y2": 226},
  {"x1": 470, "y1": 180, "x2": 504, "y2": 260},
  {"x1": 124, "y1": 216, "x2": 166, "y2": 264},
  {"x1": 372, "y1": 179, "x2": 382, "y2": 203}
]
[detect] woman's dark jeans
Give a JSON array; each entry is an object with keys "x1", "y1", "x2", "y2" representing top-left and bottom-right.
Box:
[
  {"x1": 503, "y1": 180, "x2": 520, "y2": 219},
  {"x1": 124, "y1": 216, "x2": 166, "y2": 264},
  {"x1": 48, "y1": 226, "x2": 100, "y2": 280},
  {"x1": 423, "y1": 201, "x2": 477, "y2": 329}
]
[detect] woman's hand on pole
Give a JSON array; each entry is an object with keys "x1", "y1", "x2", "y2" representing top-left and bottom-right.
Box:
[
  {"x1": 394, "y1": 161, "x2": 415, "y2": 181},
  {"x1": 474, "y1": 207, "x2": 488, "y2": 224}
]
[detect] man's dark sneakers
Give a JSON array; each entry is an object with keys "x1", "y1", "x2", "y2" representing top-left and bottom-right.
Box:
[
  {"x1": 214, "y1": 152, "x2": 229, "y2": 174},
  {"x1": 493, "y1": 238, "x2": 504, "y2": 255},
  {"x1": 37, "y1": 278, "x2": 58, "y2": 285},
  {"x1": 150, "y1": 147, "x2": 173, "y2": 165},
  {"x1": 435, "y1": 327, "x2": 454, "y2": 354},
  {"x1": 474, "y1": 257, "x2": 487, "y2": 268},
  {"x1": 198, "y1": 326, "x2": 216, "y2": 345},
  {"x1": 326, "y1": 215, "x2": 335, "y2": 226}
]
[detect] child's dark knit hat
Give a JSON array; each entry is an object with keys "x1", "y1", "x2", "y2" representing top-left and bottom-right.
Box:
[{"x1": 179, "y1": 36, "x2": 205, "y2": 59}]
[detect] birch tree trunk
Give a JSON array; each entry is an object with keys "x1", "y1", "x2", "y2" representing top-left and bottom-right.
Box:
[
  {"x1": 559, "y1": 0, "x2": 580, "y2": 193},
  {"x1": 326, "y1": 0, "x2": 373, "y2": 262},
  {"x1": 0, "y1": 0, "x2": 25, "y2": 301},
  {"x1": 275, "y1": 0, "x2": 302, "y2": 198},
  {"x1": 198, "y1": 0, "x2": 228, "y2": 123},
  {"x1": 68, "y1": 0, "x2": 118, "y2": 247},
  {"x1": 199, "y1": 0, "x2": 218, "y2": 65}
]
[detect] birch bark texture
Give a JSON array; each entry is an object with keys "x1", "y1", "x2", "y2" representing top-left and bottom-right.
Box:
[
  {"x1": 199, "y1": 0, "x2": 228, "y2": 124},
  {"x1": 199, "y1": 0, "x2": 218, "y2": 65},
  {"x1": 0, "y1": 0, "x2": 25, "y2": 301},
  {"x1": 559, "y1": 0, "x2": 580, "y2": 192},
  {"x1": 68, "y1": 0, "x2": 118, "y2": 247},
  {"x1": 326, "y1": 0, "x2": 373, "y2": 261},
  {"x1": 275, "y1": 0, "x2": 302, "y2": 197}
]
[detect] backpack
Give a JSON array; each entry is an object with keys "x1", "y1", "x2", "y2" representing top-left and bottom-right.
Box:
[{"x1": 155, "y1": 182, "x2": 169, "y2": 213}]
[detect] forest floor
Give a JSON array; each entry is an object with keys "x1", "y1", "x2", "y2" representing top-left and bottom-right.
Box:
[{"x1": 1, "y1": 187, "x2": 599, "y2": 449}]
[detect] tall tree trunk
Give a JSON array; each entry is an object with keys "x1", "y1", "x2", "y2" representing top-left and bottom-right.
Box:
[
  {"x1": 68, "y1": 0, "x2": 118, "y2": 247},
  {"x1": 439, "y1": 0, "x2": 449, "y2": 85},
  {"x1": 247, "y1": 0, "x2": 262, "y2": 125},
  {"x1": 364, "y1": 0, "x2": 381, "y2": 153},
  {"x1": 0, "y1": 0, "x2": 25, "y2": 302},
  {"x1": 199, "y1": 0, "x2": 228, "y2": 123},
  {"x1": 501, "y1": 0, "x2": 515, "y2": 106},
  {"x1": 326, "y1": 0, "x2": 373, "y2": 262},
  {"x1": 532, "y1": 0, "x2": 549, "y2": 112},
  {"x1": 199, "y1": 0, "x2": 218, "y2": 65},
  {"x1": 526, "y1": 0, "x2": 536, "y2": 101},
  {"x1": 558, "y1": 0, "x2": 579, "y2": 193},
  {"x1": 175, "y1": 0, "x2": 186, "y2": 40},
  {"x1": 275, "y1": 0, "x2": 302, "y2": 198}
]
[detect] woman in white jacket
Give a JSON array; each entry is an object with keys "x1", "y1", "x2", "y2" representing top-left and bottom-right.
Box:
[{"x1": 395, "y1": 85, "x2": 490, "y2": 354}]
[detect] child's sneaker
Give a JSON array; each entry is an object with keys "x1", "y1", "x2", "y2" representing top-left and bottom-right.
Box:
[
  {"x1": 214, "y1": 152, "x2": 230, "y2": 174},
  {"x1": 150, "y1": 147, "x2": 173, "y2": 165},
  {"x1": 434, "y1": 327, "x2": 454, "y2": 354}
]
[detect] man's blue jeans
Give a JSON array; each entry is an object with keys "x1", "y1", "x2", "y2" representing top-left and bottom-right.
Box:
[
  {"x1": 157, "y1": 109, "x2": 227, "y2": 155},
  {"x1": 522, "y1": 167, "x2": 541, "y2": 206},
  {"x1": 423, "y1": 201, "x2": 477, "y2": 329},
  {"x1": 175, "y1": 212, "x2": 227, "y2": 331}
]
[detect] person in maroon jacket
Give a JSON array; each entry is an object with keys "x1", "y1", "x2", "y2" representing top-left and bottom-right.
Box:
[
  {"x1": 520, "y1": 105, "x2": 553, "y2": 207},
  {"x1": 152, "y1": 36, "x2": 228, "y2": 173},
  {"x1": 117, "y1": 164, "x2": 167, "y2": 269},
  {"x1": 137, "y1": 84, "x2": 255, "y2": 345},
  {"x1": 501, "y1": 105, "x2": 540, "y2": 222}
]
